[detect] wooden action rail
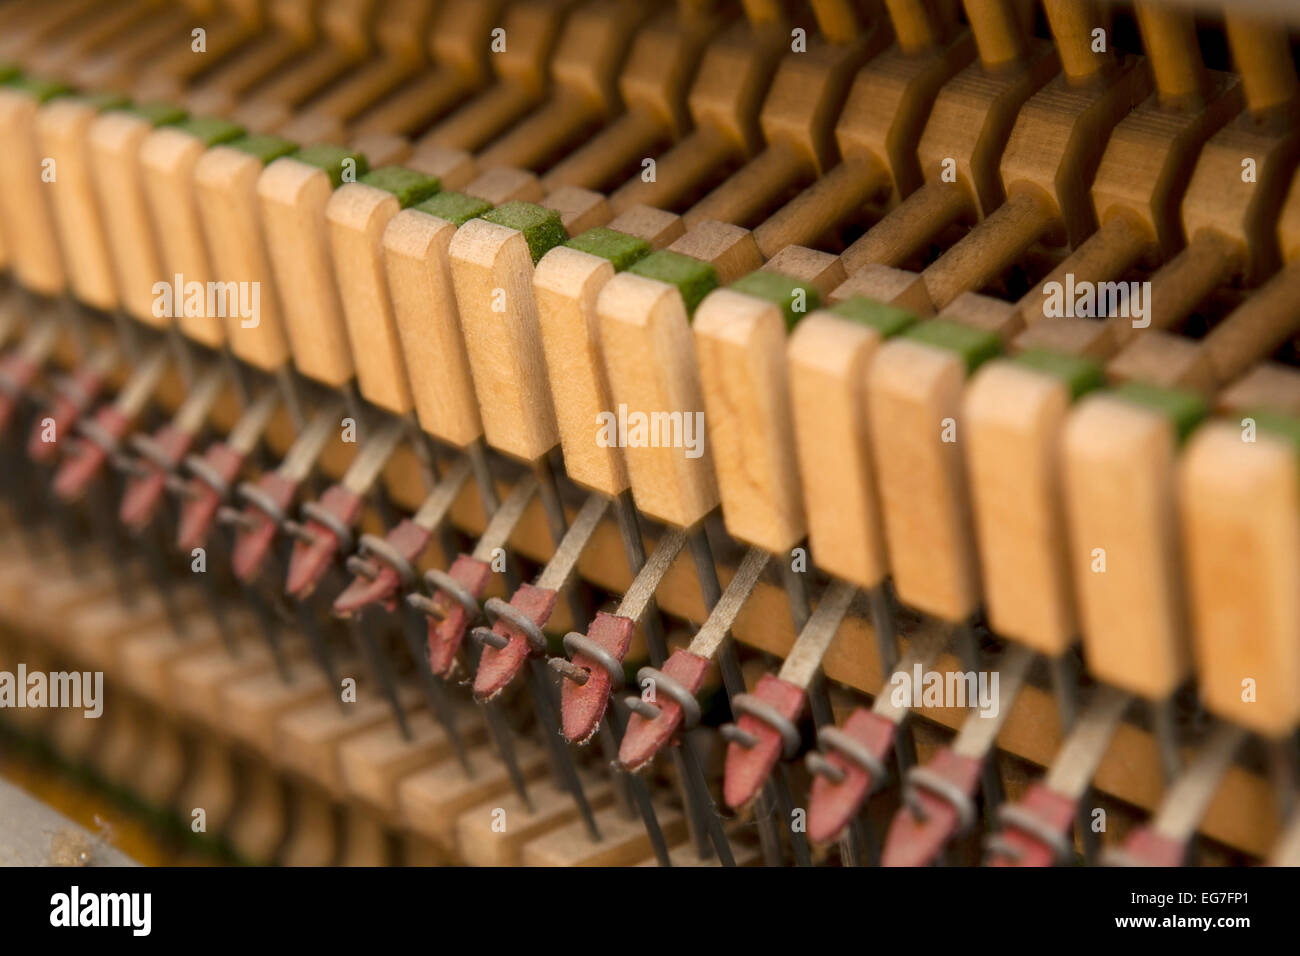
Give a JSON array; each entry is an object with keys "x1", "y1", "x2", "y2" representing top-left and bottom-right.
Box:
[
  {"x1": 2, "y1": 0, "x2": 1300, "y2": 868},
  {"x1": 896, "y1": 0, "x2": 1152, "y2": 316}
]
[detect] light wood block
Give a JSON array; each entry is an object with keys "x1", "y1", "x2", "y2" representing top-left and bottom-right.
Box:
[
  {"x1": 0, "y1": 89, "x2": 65, "y2": 295},
  {"x1": 193, "y1": 144, "x2": 295, "y2": 371},
  {"x1": 964, "y1": 359, "x2": 1078, "y2": 655},
  {"x1": 397, "y1": 741, "x2": 550, "y2": 851},
  {"x1": 338, "y1": 710, "x2": 485, "y2": 816},
  {"x1": 64, "y1": 590, "x2": 201, "y2": 673},
  {"x1": 384, "y1": 208, "x2": 485, "y2": 447},
  {"x1": 533, "y1": 245, "x2": 629, "y2": 495},
  {"x1": 866, "y1": 339, "x2": 982, "y2": 620},
  {"x1": 597, "y1": 271, "x2": 720, "y2": 528},
  {"x1": 140, "y1": 126, "x2": 225, "y2": 347},
  {"x1": 36, "y1": 98, "x2": 117, "y2": 309},
  {"x1": 694, "y1": 288, "x2": 806, "y2": 553},
  {"x1": 170, "y1": 643, "x2": 286, "y2": 733},
  {"x1": 326, "y1": 182, "x2": 415, "y2": 414},
  {"x1": 87, "y1": 110, "x2": 168, "y2": 325},
  {"x1": 787, "y1": 311, "x2": 889, "y2": 587},
  {"x1": 523, "y1": 803, "x2": 688, "y2": 866},
  {"x1": 257, "y1": 156, "x2": 356, "y2": 387},
  {"x1": 1062, "y1": 394, "x2": 1190, "y2": 699},
  {"x1": 116, "y1": 620, "x2": 224, "y2": 713},
  {"x1": 1180, "y1": 423, "x2": 1300, "y2": 737},
  {"x1": 455, "y1": 775, "x2": 615, "y2": 866},
  {"x1": 449, "y1": 217, "x2": 560, "y2": 462},
  {"x1": 274, "y1": 685, "x2": 423, "y2": 798},
  {"x1": 220, "y1": 657, "x2": 332, "y2": 758}
]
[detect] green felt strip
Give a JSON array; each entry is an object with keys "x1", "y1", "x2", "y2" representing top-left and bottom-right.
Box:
[
  {"x1": 177, "y1": 116, "x2": 245, "y2": 147},
  {"x1": 904, "y1": 318, "x2": 1002, "y2": 374},
  {"x1": 360, "y1": 165, "x2": 440, "y2": 207},
  {"x1": 730, "y1": 271, "x2": 821, "y2": 330},
  {"x1": 292, "y1": 144, "x2": 368, "y2": 189},
  {"x1": 626, "y1": 250, "x2": 719, "y2": 318},
  {"x1": 564, "y1": 226, "x2": 651, "y2": 271},
  {"x1": 6, "y1": 74, "x2": 72, "y2": 103},
  {"x1": 482, "y1": 201, "x2": 566, "y2": 264},
  {"x1": 413, "y1": 190, "x2": 493, "y2": 227},
  {"x1": 228, "y1": 134, "x2": 299, "y2": 166},
  {"x1": 1011, "y1": 348, "x2": 1106, "y2": 401},
  {"x1": 1112, "y1": 381, "x2": 1207, "y2": 444},
  {"x1": 829, "y1": 296, "x2": 917, "y2": 339},
  {"x1": 1241, "y1": 408, "x2": 1300, "y2": 455},
  {"x1": 120, "y1": 101, "x2": 188, "y2": 127},
  {"x1": 83, "y1": 91, "x2": 131, "y2": 112}
]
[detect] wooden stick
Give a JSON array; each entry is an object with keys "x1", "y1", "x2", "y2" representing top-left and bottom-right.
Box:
[{"x1": 1224, "y1": 10, "x2": 1300, "y2": 116}]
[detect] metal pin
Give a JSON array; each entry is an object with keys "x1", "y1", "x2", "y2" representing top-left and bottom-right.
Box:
[
  {"x1": 1152, "y1": 697, "x2": 1183, "y2": 788},
  {"x1": 346, "y1": 604, "x2": 410, "y2": 740},
  {"x1": 524, "y1": 657, "x2": 601, "y2": 841},
  {"x1": 608, "y1": 492, "x2": 734, "y2": 865}
]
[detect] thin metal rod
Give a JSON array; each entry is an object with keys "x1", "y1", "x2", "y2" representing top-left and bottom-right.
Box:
[
  {"x1": 400, "y1": 606, "x2": 472, "y2": 775},
  {"x1": 348, "y1": 609, "x2": 410, "y2": 740},
  {"x1": 1271, "y1": 738, "x2": 1298, "y2": 825},
  {"x1": 464, "y1": 596, "x2": 533, "y2": 809},
  {"x1": 597, "y1": 720, "x2": 634, "y2": 817},
  {"x1": 687, "y1": 523, "x2": 723, "y2": 610},
  {"x1": 1152, "y1": 696, "x2": 1183, "y2": 787},
  {"x1": 534, "y1": 455, "x2": 588, "y2": 632},
  {"x1": 1051, "y1": 651, "x2": 1099, "y2": 863},
  {"x1": 611, "y1": 490, "x2": 732, "y2": 863},
  {"x1": 602, "y1": 708, "x2": 672, "y2": 866},
  {"x1": 778, "y1": 557, "x2": 811, "y2": 633},
  {"x1": 524, "y1": 657, "x2": 601, "y2": 841},
  {"x1": 953, "y1": 620, "x2": 1004, "y2": 819}
]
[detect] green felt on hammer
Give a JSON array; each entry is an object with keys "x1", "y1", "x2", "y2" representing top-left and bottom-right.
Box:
[
  {"x1": 413, "y1": 190, "x2": 493, "y2": 227},
  {"x1": 292, "y1": 143, "x2": 369, "y2": 189},
  {"x1": 830, "y1": 296, "x2": 916, "y2": 339},
  {"x1": 565, "y1": 226, "x2": 651, "y2": 272},
  {"x1": 0, "y1": 64, "x2": 17, "y2": 84},
  {"x1": 83, "y1": 91, "x2": 131, "y2": 112},
  {"x1": 1112, "y1": 381, "x2": 1207, "y2": 444},
  {"x1": 730, "y1": 271, "x2": 821, "y2": 330},
  {"x1": 6, "y1": 74, "x2": 72, "y2": 103},
  {"x1": 904, "y1": 318, "x2": 1002, "y2": 374},
  {"x1": 482, "y1": 201, "x2": 566, "y2": 264},
  {"x1": 360, "y1": 165, "x2": 440, "y2": 208},
  {"x1": 1012, "y1": 348, "x2": 1106, "y2": 401},
  {"x1": 1245, "y1": 407, "x2": 1300, "y2": 456},
  {"x1": 228, "y1": 134, "x2": 299, "y2": 166},
  {"x1": 626, "y1": 250, "x2": 718, "y2": 318},
  {"x1": 120, "y1": 101, "x2": 188, "y2": 127},
  {"x1": 177, "y1": 116, "x2": 245, "y2": 147}
]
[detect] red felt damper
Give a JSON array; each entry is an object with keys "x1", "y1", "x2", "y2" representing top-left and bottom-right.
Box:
[
  {"x1": 808, "y1": 708, "x2": 897, "y2": 845},
  {"x1": 561, "y1": 612, "x2": 635, "y2": 745},
  {"x1": 284, "y1": 484, "x2": 363, "y2": 599},
  {"x1": 29, "y1": 367, "x2": 106, "y2": 463},
  {"x1": 617, "y1": 648, "x2": 712, "y2": 772},
  {"x1": 473, "y1": 584, "x2": 558, "y2": 701},
  {"x1": 176, "y1": 442, "x2": 246, "y2": 552},
  {"x1": 230, "y1": 472, "x2": 298, "y2": 582},
  {"x1": 723, "y1": 674, "x2": 806, "y2": 809},
  {"x1": 881, "y1": 747, "x2": 986, "y2": 867},
  {"x1": 0, "y1": 353, "x2": 39, "y2": 434},
  {"x1": 119, "y1": 425, "x2": 194, "y2": 532},
  {"x1": 1114, "y1": 826, "x2": 1187, "y2": 867},
  {"x1": 52, "y1": 406, "x2": 130, "y2": 502},
  {"x1": 427, "y1": 554, "x2": 493, "y2": 677},
  {"x1": 332, "y1": 519, "x2": 433, "y2": 616},
  {"x1": 986, "y1": 783, "x2": 1079, "y2": 867}
]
